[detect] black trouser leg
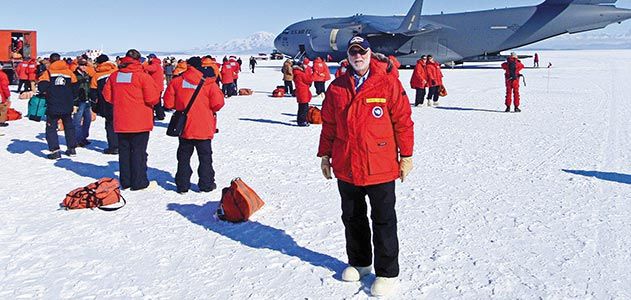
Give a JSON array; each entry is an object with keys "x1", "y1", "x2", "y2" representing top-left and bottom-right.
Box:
[
  {"x1": 17, "y1": 80, "x2": 25, "y2": 93},
  {"x1": 366, "y1": 181, "x2": 399, "y2": 277},
  {"x1": 338, "y1": 180, "x2": 372, "y2": 268},
  {"x1": 118, "y1": 133, "x2": 132, "y2": 189},
  {"x1": 338, "y1": 180, "x2": 399, "y2": 277},
  {"x1": 25, "y1": 80, "x2": 32, "y2": 91},
  {"x1": 105, "y1": 117, "x2": 118, "y2": 150},
  {"x1": 60, "y1": 114, "x2": 77, "y2": 149},
  {"x1": 196, "y1": 139, "x2": 215, "y2": 191},
  {"x1": 129, "y1": 132, "x2": 150, "y2": 190},
  {"x1": 414, "y1": 88, "x2": 426, "y2": 106},
  {"x1": 154, "y1": 99, "x2": 165, "y2": 120},
  {"x1": 297, "y1": 103, "x2": 309, "y2": 125},
  {"x1": 315, "y1": 81, "x2": 325, "y2": 94},
  {"x1": 427, "y1": 86, "x2": 437, "y2": 100},
  {"x1": 175, "y1": 138, "x2": 195, "y2": 192},
  {"x1": 432, "y1": 87, "x2": 440, "y2": 102},
  {"x1": 284, "y1": 81, "x2": 294, "y2": 95},
  {"x1": 45, "y1": 114, "x2": 61, "y2": 151}
]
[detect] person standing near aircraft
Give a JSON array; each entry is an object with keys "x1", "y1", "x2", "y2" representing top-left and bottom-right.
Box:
[
  {"x1": 281, "y1": 59, "x2": 294, "y2": 96},
  {"x1": 502, "y1": 52, "x2": 525, "y2": 112},
  {"x1": 534, "y1": 53, "x2": 540, "y2": 68},
  {"x1": 318, "y1": 36, "x2": 414, "y2": 297},
  {"x1": 410, "y1": 55, "x2": 428, "y2": 106},
  {"x1": 312, "y1": 57, "x2": 331, "y2": 96},
  {"x1": 292, "y1": 60, "x2": 313, "y2": 126},
  {"x1": 425, "y1": 55, "x2": 443, "y2": 106}
]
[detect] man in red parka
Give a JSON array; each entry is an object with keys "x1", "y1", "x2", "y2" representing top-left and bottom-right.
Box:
[
  {"x1": 410, "y1": 55, "x2": 428, "y2": 106},
  {"x1": 312, "y1": 57, "x2": 331, "y2": 96},
  {"x1": 502, "y1": 52, "x2": 525, "y2": 112},
  {"x1": 144, "y1": 53, "x2": 166, "y2": 120},
  {"x1": 425, "y1": 55, "x2": 443, "y2": 106},
  {"x1": 103, "y1": 49, "x2": 160, "y2": 191},
  {"x1": 293, "y1": 60, "x2": 313, "y2": 127},
  {"x1": 318, "y1": 36, "x2": 414, "y2": 297},
  {"x1": 163, "y1": 57, "x2": 225, "y2": 193},
  {"x1": 16, "y1": 59, "x2": 30, "y2": 93}
]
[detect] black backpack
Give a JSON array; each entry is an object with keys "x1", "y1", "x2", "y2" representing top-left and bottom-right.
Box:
[{"x1": 508, "y1": 60, "x2": 517, "y2": 80}]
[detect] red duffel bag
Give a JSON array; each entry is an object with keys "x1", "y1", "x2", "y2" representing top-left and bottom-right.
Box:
[
  {"x1": 216, "y1": 178, "x2": 265, "y2": 222},
  {"x1": 61, "y1": 178, "x2": 126, "y2": 211},
  {"x1": 272, "y1": 86, "x2": 285, "y2": 98}
]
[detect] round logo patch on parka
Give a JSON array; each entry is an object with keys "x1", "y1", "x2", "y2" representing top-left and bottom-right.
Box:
[{"x1": 372, "y1": 106, "x2": 384, "y2": 119}]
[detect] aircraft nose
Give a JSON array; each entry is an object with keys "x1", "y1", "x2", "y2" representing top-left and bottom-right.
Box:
[{"x1": 274, "y1": 33, "x2": 283, "y2": 52}]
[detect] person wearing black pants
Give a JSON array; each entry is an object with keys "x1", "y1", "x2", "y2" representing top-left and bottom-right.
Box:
[
  {"x1": 314, "y1": 81, "x2": 326, "y2": 95},
  {"x1": 297, "y1": 103, "x2": 309, "y2": 127},
  {"x1": 414, "y1": 88, "x2": 426, "y2": 106},
  {"x1": 427, "y1": 86, "x2": 439, "y2": 103},
  {"x1": 176, "y1": 139, "x2": 216, "y2": 192},
  {"x1": 338, "y1": 180, "x2": 399, "y2": 278},
  {"x1": 45, "y1": 114, "x2": 77, "y2": 156},
  {"x1": 118, "y1": 132, "x2": 150, "y2": 190},
  {"x1": 284, "y1": 80, "x2": 294, "y2": 96}
]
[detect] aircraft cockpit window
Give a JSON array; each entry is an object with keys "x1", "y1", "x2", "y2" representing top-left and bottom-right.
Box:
[{"x1": 283, "y1": 30, "x2": 290, "y2": 34}]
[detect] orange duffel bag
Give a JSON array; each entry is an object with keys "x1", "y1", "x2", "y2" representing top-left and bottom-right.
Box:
[
  {"x1": 61, "y1": 178, "x2": 126, "y2": 211},
  {"x1": 6, "y1": 108, "x2": 22, "y2": 121},
  {"x1": 216, "y1": 178, "x2": 265, "y2": 222},
  {"x1": 272, "y1": 86, "x2": 285, "y2": 98},
  {"x1": 439, "y1": 85, "x2": 448, "y2": 97},
  {"x1": 238, "y1": 88, "x2": 253, "y2": 96},
  {"x1": 307, "y1": 106, "x2": 322, "y2": 124}
]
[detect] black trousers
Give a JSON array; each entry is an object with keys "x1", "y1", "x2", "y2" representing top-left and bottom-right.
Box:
[
  {"x1": 45, "y1": 113, "x2": 77, "y2": 151},
  {"x1": 176, "y1": 138, "x2": 215, "y2": 192},
  {"x1": 314, "y1": 81, "x2": 326, "y2": 95},
  {"x1": 17, "y1": 80, "x2": 31, "y2": 92},
  {"x1": 284, "y1": 80, "x2": 294, "y2": 95},
  {"x1": 427, "y1": 86, "x2": 440, "y2": 102},
  {"x1": 154, "y1": 98, "x2": 165, "y2": 120},
  {"x1": 105, "y1": 117, "x2": 118, "y2": 150},
  {"x1": 338, "y1": 180, "x2": 399, "y2": 278},
  {"x1": 297, "y1": 103, "x2": 309, "y2": 125},
  {"x1": 118, "y1": 132, "x2": 150, "y2": 190},
  {"x1": 414, "y1": 88, "x2": 426, "y2": 106}
]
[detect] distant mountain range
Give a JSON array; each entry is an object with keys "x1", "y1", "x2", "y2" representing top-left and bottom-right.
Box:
[{"x1": 40, "y1": 32, "x2": 276, "y2": 58}]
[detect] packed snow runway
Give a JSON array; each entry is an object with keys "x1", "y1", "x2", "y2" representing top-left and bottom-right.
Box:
[{"x1": 1, "y1": 50, "x2": 630, "y2": 299}]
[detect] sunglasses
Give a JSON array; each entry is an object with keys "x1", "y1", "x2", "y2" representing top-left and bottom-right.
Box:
[{"x1": 348, "y1": 48, "x2": 368, "y2": 56}]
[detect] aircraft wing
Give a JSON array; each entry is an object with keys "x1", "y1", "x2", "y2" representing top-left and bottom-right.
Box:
[{"x1": 542, "y1": 0, "x2": 617, "y2": 5}]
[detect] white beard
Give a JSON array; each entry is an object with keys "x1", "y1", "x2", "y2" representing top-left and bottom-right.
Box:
[{"x1": 349, "y1": 54, "x2": 371, "y2": 73}]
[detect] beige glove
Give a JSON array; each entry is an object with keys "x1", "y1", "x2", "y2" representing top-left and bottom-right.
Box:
[
  {"x1": 321, "y1": 156, "x2": 332, "y2": 180},
  {"x1": 399, "y1": 157, "x2": 413, "y2": 182}
]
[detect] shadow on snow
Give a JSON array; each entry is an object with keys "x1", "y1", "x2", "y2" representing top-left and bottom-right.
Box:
[{"x1": 563, "y1": 169, "x2": 631, "y2": 185}]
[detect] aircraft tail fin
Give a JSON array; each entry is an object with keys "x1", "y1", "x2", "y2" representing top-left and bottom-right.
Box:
[
  {"x1": 541, "y1": 0, "x2": 616, "y2": 5},
  {"x1": 397, "y1": 0, "x2": 424, "y2": 33}
]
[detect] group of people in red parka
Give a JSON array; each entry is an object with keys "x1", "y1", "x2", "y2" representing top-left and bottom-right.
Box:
[{"x1": 410, "y1": 54, "x2": 444, "y2": 107}]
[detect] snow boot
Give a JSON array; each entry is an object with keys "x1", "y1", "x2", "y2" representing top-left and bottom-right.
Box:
[
  {"x1": 65, "y1": 148, "x2": 77, "y2": 157},
  {"x1": 505, "y1": 106, "x2": 511, "y2": 112},
  {"x1": 514, "y1": 107, "x2": 521, "y2": 113},
  {"x1": 426, "y1": 100, "x2": 431, "y2": 107},
  {"x1": 433, "y1": 101, "x2": 439, "y2": 106},
  {"x1": 371, "y1": 277, "x2": 397, "y2": 297},
  {"x1": 47, "y1": 150, "x2": 61, "y2": 160},
  {"x1": 341, "y1": 265, "x2": 372, "y2": 282}
]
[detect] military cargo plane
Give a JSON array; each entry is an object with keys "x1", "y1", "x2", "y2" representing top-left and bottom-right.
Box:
[{"x1": 274, "y1": 0, "x2": 631, "y2": 66}]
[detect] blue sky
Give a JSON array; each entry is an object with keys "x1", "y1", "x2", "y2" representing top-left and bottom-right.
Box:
[{"x1": 1, "y1": 0, "x2": 630, "y2": 52}]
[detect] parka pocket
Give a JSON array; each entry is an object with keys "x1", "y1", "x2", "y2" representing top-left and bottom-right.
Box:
[{"x1": 367, "y1": 139, "x2": 398, "y2": 175}]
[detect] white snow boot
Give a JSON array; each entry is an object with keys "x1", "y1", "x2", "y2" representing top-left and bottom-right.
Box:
[
  {"x1": 427, "y1": 100, "x2": 432, "y2": 107},
  {"x1": 371, "y1": 277, "x2": 397, "y2": 297},
  {"x1": 341, "y1": 265, "x2": 372, "y2": 282}
]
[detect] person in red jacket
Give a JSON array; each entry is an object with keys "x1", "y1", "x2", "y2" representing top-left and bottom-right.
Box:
[
  {"x1": 103, "y1": 49, "x2": 160, "y2": 191},
  {"x1": 0, "y1": 70, "x2": 11, "y2": 127},
  {"x1": 335, "y1": 59, "x2": 349, "y2": 78},
  {"x1": 27, "y1": 58, "x2": 38, "y2": 92},
  {"x1": 410, "y1": 55, "x2": 428, "y2": 106},
  {"x1": 293, "y1": 60, "x2": 313, "y2": 127},
  {"x1": 163, "y1": 57, "x2": 225, "y2": 193},
  {"x1": 144, "y1": 53, "x2": 166, "y2": 120},
  {"x1": 502, "y1": 52, "x2": 525, "y2": 112},
  {"x1": 318, "y1": 36, "x2": 414, "y2": 297},
  {"x1": 425, "y1": 55, "x2": 443, "y2": 106},
  {"x1": 220, "y1": 59, "x2": 236, "y2": 97},
  {"x1": 312, "y1": 57, "x2": 331, "y2": 96},
  {"x1": 228, "y1": 56, "x2": 240, "y2": 89},
  {"x1": 16, "y1": 59, "x2": 30, "y2": 93}
]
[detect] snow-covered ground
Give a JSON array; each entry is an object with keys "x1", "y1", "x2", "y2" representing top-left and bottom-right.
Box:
[{"x1": 1, "y1": 50, "x2": 630, "y2": 299}]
